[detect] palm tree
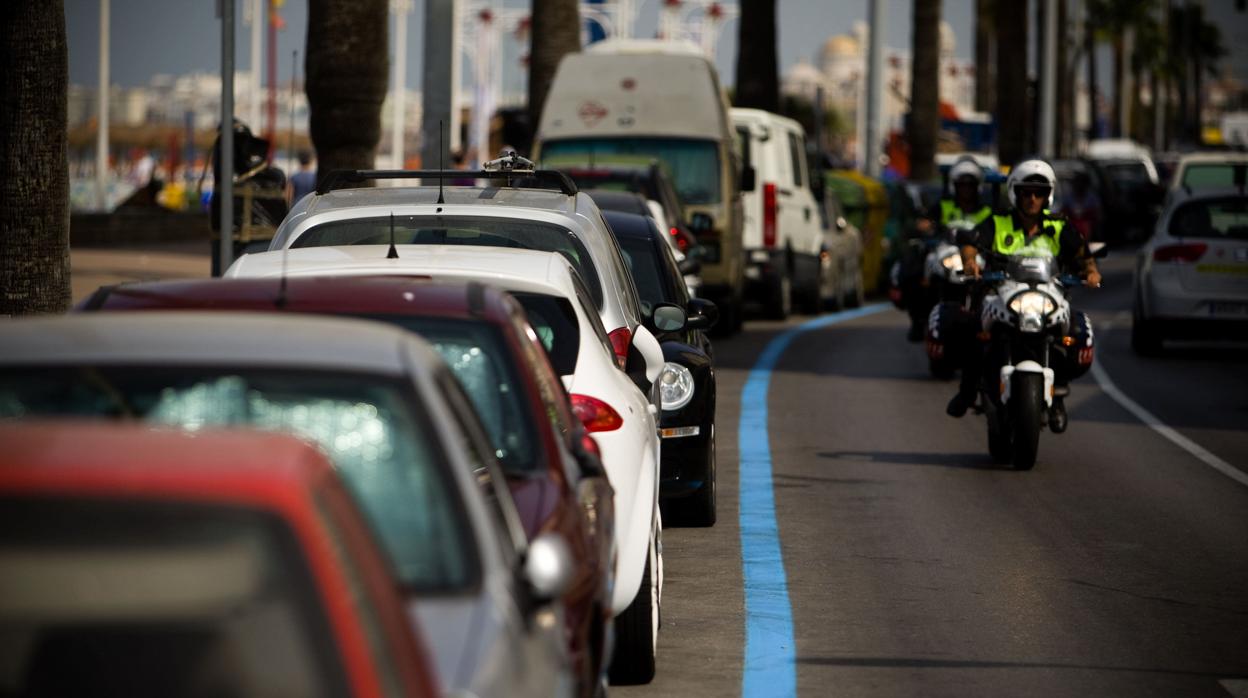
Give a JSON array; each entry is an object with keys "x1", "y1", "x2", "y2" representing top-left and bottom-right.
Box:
[
  {"x1": 1087, "y1": 0, "x2": 1157, "y2": 139},
  {"x1": 974, "y1": 0, "x2": 994, "y2": 113},
  {"x1": 529, "y1": 0, "x2": 581, "y2": 128},
  {"x1": 305, "y1": 0, "x2": 388, "y2": 178},
  {"x1": 734, "y1": 0, "x2": 779, "y2": 112},
  {"x1": 995, "y1": 0, "x2": 1028, "y2": 167},
  {"x1": 907, "y1": 0, "x2": 942, "y2": 181},
  {"x1": 0, "y1": 0, "x2": 70, "y2": 314}
]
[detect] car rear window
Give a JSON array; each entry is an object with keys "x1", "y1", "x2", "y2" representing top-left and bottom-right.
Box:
[
  {"x1": 0, "y1": 498, "x2": 349, "y2": 698},
  {"x1": 365, "y1": 316, "x2": 540, "y2": 476},
  {"x1": 0, "y1": 368, "x2": 475, "y2": 593},
  {"x1": 1169, "y1": 198, "x2": 1248, "y2": 240},
  {"x1": 511, "y1": 293, "x2": 581, "y2": 376},
  {"x1": 1181, "y1": 164, "x2": 1240, "y2": 190},
  {"x1": 291, "y1": 215, "x2": 604, "y2": 308}
]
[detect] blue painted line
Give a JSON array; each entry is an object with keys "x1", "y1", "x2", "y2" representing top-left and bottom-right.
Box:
[{"x1": 739, "y1": 304, "x2": 888, "y2": 697}]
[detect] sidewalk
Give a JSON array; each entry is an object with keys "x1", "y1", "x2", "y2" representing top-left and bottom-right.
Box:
[{"x1": 70, "y1": 241, "x2": 210, "y2": 303}]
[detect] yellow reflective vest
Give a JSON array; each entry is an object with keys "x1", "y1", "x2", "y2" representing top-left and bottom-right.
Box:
[
  {"x1": 939, "y1": 199, "x2": 993, "y2": 228},
  {"x1": 991, "y1": 212, "x2": 1065, "y2": 257}
]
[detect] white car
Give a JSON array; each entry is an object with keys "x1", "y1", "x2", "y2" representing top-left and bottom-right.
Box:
[
  {"x1": 732, "y1": 107, "x2": 826, "y2": 318},
  {"x1": 0, "y1": 312, "x2": 577, "y2": 698},
  {"x1": 226, "y1": 246, "x2": 667, "y2": 684},
  {"x1": 1132, "y1": 185, "x2": 1248, "y2": 355},
  {"x1": 264, "y1": 166, "x2": 664, "y2": 395}
]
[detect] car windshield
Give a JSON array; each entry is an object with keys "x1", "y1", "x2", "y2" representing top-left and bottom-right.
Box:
[
  {"x1": 616, "y1": 235, "x2": 672, "y2": 316},
  {"x1": 543, "y1": 137, "x2": 722, "y2": 205},
  {"x1": 1181, "y1": 163, "x2": 1242, "y2": 190},
  {"x1": 511, "y1": 293, "x2": 581, "y2": 376},
  {"x1": 1105, "y1": 162, "x2": 1151, "y2": 188},
  {"x1": 363, "y1": 316, "x2": 539, "y2": 475},
  {"x1": 0, "y1": 498, "x2": 349, "y2": 698},
  {"x1": 1169, "y1": 198, "x2": 1248, "y2": 240},
  {"x1": 291, "y1": 215, "x2": 604, "y2": 308},
  {"x1": 0, "y1": 367, "x2": 474, "y2": 592}
]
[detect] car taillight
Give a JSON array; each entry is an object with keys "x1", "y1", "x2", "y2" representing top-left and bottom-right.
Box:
[
  {"x1": 606, "y1": 326, "x2": 631, "y2": 370},
  {"x1": 763, "y1": 182, "x2": 777, "y2": 248},
  {"x1": 571, "y1": 394, "x2": 623, "y2": 432},
  {"x1": 671, "y1": 226, "x2": 690, "y2": 252},
  {"x1": 1153, "y1": 242, "x2": 1207, "y2": 263}
]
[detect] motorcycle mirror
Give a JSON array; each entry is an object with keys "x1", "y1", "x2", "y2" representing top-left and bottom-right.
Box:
[{"x1": 1087, "y1": 241, "x2": 1109, "y2": 259}]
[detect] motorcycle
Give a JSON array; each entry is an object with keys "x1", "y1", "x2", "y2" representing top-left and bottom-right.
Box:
[
  {"x1": 922, "y1": 222, "x2": 983, "y2": 378},
  {"x1": 975, "y1": 255, "x2": 1088, "y2": 470}
]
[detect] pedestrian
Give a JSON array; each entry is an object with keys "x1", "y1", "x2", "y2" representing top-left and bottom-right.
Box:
[{"x1": 289, "y1": 151, "x2": 317, "y2": 204}]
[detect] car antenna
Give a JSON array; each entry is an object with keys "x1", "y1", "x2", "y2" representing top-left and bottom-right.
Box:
[
  {"x1": 387, "y1": 211, "x2": 399, "y2": 259},
  {"x1": 275, "y1": 243, "x2": 290, "y2": 308},
  {"x1": 437, "y1": 119, "x2": 446, "y2": 205}
]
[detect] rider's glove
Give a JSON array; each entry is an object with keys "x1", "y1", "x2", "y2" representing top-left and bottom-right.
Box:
[{"x1": 1085, "y1": 268, "x2": 1102, "y2": 288}]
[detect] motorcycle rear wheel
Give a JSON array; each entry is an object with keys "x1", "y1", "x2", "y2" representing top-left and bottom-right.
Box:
[{"x1": 1011, "y1": 374, "x2": 1044, "y2": 470}]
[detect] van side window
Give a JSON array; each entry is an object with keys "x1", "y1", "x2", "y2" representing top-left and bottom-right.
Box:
[
  {"x1": 787, "y1": 131, "x2": 805, "y2": 189},
  {"x1": 736, "y1": 126, "x2": 753, "y2": 191}
]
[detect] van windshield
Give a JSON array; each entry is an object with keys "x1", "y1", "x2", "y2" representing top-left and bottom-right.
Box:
[{"x1": 542, "y1": 138, "x2": 721, "y2": 205}]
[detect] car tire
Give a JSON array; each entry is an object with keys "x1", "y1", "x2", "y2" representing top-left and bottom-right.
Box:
[
  {"x1": 609, "y1": 530, "x2": 658, "y2": 685},
  {"x1": 767, "y1": 267, "x2": 792, "y2": 320}
]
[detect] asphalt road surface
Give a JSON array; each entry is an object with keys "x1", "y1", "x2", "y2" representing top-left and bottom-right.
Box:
[{"x1": 629, "y1": 250, "x2": 1248, "y2": 697}]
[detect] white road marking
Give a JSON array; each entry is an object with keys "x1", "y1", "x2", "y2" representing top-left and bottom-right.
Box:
[
  {"x1": 1090, "y1": 363, "x2": 1248, "y2": 489},
  {"x1": 1220, "y1": 679, "x2": 1248, "y2": 697}
]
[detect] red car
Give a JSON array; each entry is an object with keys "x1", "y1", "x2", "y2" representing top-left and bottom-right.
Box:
[
  {"x1": 79, "y1": 276, "x2": 617, "y2": 695},
  {"x1": 0, "y1": 421, "x2": 440, "y2": 698}
]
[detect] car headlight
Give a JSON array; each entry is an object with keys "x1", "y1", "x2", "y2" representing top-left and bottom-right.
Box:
[
  {"x1": 659, "y1": 362, "x2": 695, "y2": 411},
  {"x1": 1008, "y1": 291, "x2": 1055, "y2": 316},
  {"x1": 940, "y1": 253, "x2": 963, "y2": 271}
]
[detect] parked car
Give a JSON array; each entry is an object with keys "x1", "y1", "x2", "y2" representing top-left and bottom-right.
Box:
[
  {"x1": 732, "y1": 108, "x2": 826, "y2": 318},
  {"x1": 583, "y1": 188, "x2": 703, "y2": 298},
  {"x1": 554, "y1": 159, "x2": 699, "y2": 253},
  {"x1": 0, "y1": 312, "x2": 577, "y2": 698},
  {"x1": 78, "y1": 276, "x2": 617, "y2": 696},
  {"x1": 602, "y1": 209, "x2": 719, "y2": 527},
  {"x1": 256, "y1": 164, "x2": 664, "y2": 397},
  {"x1": 533, "y1": 38, "x2": 747, "y2": 333},
  {"x1": 1132, "y1": 183, "x2": 1248, "y2": 355},
  {"x1": 0, "y1": 421, "x2": 442, "y2": 698},
  {"x1": 819, "y1": 187, "x2": 866, "y2": 310},
  {"x1": 219, "y1": 247, "x2": 666, "y2": 684}
]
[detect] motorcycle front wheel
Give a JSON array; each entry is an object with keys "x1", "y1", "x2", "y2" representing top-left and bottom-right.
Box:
[{"x1": 1011, "y1": 373, "x2": 1044, "y2": 470}]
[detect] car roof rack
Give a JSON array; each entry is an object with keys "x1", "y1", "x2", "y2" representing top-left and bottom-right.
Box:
[{"x1": 315, "y1": 165, "x2": 578, "y2": 196}]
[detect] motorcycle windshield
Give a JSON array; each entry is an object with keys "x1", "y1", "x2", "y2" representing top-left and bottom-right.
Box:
[{"x1": 1006, "y1": 255, "x2": 1056, "y2": 284}]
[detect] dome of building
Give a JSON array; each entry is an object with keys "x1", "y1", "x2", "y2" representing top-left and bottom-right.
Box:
[{"x1": 822, "y1": 34, "x2": 860, "y2": 59}]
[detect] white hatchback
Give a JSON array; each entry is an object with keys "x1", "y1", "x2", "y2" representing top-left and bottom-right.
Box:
[{"x1": 226, "y1": 245, "x2": 667, "y2": 684}]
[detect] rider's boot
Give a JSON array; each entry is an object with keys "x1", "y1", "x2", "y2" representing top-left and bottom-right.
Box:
[
  {"x1": 1048, "y1": 385, "x2": 1069, "y2": 433},
  {"x1": 946, "y1": 388, "x2": 976, "y2": 418}
]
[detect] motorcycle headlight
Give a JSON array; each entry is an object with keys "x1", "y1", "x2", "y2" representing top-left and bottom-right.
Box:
[
  {"x1": 1008, "y1": 291, "x2": 1055, "y2": 316},
  {"x1": 940, "y1": 254, "x2": 963, "y2": 271},
  {"x1": 659, "y1": 362, "x2": 695, "y2": 411}
]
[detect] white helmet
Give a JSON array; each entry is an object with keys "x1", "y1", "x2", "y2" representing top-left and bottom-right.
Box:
[
  {"x1": 1006, "y1": 158, "x2": 1058, "y2": 209},
  {"x1": 947, "y1": 157, "x2": 983, "y2": 195}
]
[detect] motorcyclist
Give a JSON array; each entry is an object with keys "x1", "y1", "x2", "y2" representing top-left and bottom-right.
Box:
[
  {"x1": 904, "y1": 157, "x2": 995, "y2": 340},
  {"x1": 946, "y1": 158, "x2": 1102, "y2": 424}
]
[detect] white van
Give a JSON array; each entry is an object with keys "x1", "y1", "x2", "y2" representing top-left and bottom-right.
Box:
[
  {"x1": 731, "y1": 108, "x2": 825, "y2": 318},
  {"x1": 533, "y1": 39, "x2": 746, "y2": 332}
]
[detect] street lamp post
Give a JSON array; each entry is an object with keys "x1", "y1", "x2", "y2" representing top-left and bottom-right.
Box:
[
  {"x1": 96, "y1": 0, "x2": 110, "y2": 212},
  {"x1": 391, "y1": 0, "x2": 412, "y2": 169}
]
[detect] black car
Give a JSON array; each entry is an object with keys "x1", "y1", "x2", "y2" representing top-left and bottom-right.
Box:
[
  {"x1": 602, "y1": 208, "x2": 718, "y2": 527},
  {"x1": 560, "y1": 162, "x2": 699, "y2": 253}
]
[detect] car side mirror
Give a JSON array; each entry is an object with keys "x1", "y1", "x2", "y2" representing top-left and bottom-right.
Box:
[
  {"x1": 524, "y1": 532, "x2": 574, "y2": 605},
  {"x1": 678, "y1": 257, "x2": 702, "y2": 276},
  {"x1": 741, "y1": 165, "x2": 756, "y2": 192},
  {"x1": 689, "y1": 212, "x2": 714, "y2": 236},
  {"x1": 685, "y1": 298, "x2": 719, "y2": 330},
  {"x1": 836, "y1": 216, "x2": 848, "y2": 231},
  {"x1": 651, "y1": 303, "x2": 688, "y2": 332}
]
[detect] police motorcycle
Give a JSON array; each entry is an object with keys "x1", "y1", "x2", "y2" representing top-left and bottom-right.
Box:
[
  {"x1": 923, "y1": 219, "x2": 985, "y2": 378},
  {"x1": 974, "y1": 253, "x2": 1093, "y2": 470}
]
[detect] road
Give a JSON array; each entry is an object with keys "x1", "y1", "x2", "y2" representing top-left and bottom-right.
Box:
[
  {"x1": 629, "y1": 250, "x2": 1248, "y2": 697},
  {"x1": 67, "y1": 245, "x2": 1248, "y2": 696}
]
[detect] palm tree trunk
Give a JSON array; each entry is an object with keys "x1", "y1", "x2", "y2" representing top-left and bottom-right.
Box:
[
  {"x1": 306, "y1": 0, "x2": 388, "y2": 179},
  {"x1": 529, "y1": 0, "x2": 581, "y2": 127},
  {"x1": 0, "y1": 0, "x2": 70, "y2": 314},
  {"x1": 974, "y1": 0, "x2": 994, "y2": 113},
  {"x1": 996, "y1": 0, "x2": 1028, "y2": 166},
  {"x1": 907, "y1": 0, "x2": 942, "y2": 181},
  {"x1": 1056, "y1": 0, "x2": 1070, "y2": 155},
  {"x1": 1086, "y1": 12, "x2": 1098, "y2": 140},
  {"x1": 734, "y1": 0, "x2": 779, "y2": 112},
  {"x1": 1111, "y1": 34, "x2": 1123, "y2": 137}
]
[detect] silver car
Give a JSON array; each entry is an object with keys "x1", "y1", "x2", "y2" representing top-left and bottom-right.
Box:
[
  {"x1": 265, "y1": 167, "x2": 665, "y2": 395},
  {"x1": 0, "y1": 312, "x2": 577, "y2": 698},
  {"x1": 1133, "y1": 185, "x2": 1248, "y2": 355}
]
